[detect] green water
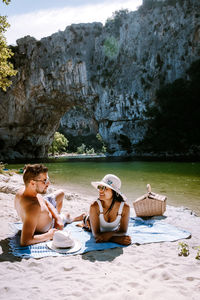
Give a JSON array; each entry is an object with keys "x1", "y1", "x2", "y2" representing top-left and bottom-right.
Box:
[{"x1": 8, "y1": 160, "x2": 200, "y2": 216}]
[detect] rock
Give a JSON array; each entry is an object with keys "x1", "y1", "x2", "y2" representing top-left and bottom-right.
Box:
[
  {"x1": 0, "y1": 0, "x2": 199, "y2": 159},
  {"x1": 0, "y1": 173, "x2": 23, "y2": 194},
  {"x1": 0, "y1": 174, "x2": 10, "y2": 183}
]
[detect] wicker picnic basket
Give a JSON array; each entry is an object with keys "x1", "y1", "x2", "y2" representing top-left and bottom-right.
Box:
[{"x1": 133, "y1": 184, "x2": 167, "y2": 217}]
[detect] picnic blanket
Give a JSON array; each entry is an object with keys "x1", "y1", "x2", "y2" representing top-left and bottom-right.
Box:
[{"x1": 9, "y1": 217, "x2": 191, "y2": 258}]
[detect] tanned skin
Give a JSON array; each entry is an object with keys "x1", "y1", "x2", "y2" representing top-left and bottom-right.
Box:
[
  {"x1": 89, "y1": 187, "x2": 131, "y2": 246},
  {"x1": 15, "y1": 172, "x2": 64, "y2": 246}
]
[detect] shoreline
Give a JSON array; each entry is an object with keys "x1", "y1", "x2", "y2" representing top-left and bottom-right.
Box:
[
  {"x1": 0, "y1": 173, "x2": 200, "y2": 299},
  {"x1": 2, "y1": 152, "x2": 200, "y2": 164}
]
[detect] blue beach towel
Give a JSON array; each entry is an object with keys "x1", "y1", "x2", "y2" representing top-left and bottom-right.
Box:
[{"x1": 8, "y1": 217, "x2": 191, "y2": 258}]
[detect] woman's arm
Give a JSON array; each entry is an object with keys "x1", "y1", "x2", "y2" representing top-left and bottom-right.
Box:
[
  {"x1": 89, "y1": 201, "x2": 115, "y2": 242},
  {"x1": 109, "y1": 203, "x2": 131, "y2": 245},
  {"x1": 115, "y1": 203, "x2": 130, "y2": 234}
]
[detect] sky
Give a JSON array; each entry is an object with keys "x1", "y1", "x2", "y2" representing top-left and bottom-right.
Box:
[{"x1": 1, "y1": 0, "x2": 143, "y2": 45}]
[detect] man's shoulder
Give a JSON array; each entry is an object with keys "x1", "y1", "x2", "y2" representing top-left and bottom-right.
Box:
[
  {"x1": 14, "y1": 188, "x2": 24, "y2": 206},
  {"x1": 15, "y1": 187, "x2": 24, "y2": 198},
  {"x1": 16, "y1": 190, "x2": 40, "y2": 212}
]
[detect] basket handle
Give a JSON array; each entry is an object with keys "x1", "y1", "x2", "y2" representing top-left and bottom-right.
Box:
[{"x1": 147, "y1": 184, "x2": 151, "y2": 193}]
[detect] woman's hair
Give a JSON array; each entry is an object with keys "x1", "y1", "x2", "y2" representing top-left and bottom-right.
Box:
[
  {"x1": 23, "y1": 164, "x2": 48, "y2": 185},
  {"x1": 105, "y1": 190, "x2": 124, "y2": 214}
]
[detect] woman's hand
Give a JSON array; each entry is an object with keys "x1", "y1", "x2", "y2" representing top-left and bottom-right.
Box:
[
  {"x1": 95, "y1": 233, "x2": 132, "y2": 245},
  {"x1": 95, "y1": 232, "x2": 114, "y2": 243},
  {"x1": 110, "y1": 235, "x2": 131, "y2": 245}
]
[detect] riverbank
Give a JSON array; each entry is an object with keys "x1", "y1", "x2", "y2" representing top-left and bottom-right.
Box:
[
  {"x1": 2, "y1": 151, "x2": 200, "y2": 165},
  {"x1": 0, "y1": 173, "x2": 200, "y2": 300},
  {"x1": 49, "y1": 152, "x2": 200, "y2": 162}
]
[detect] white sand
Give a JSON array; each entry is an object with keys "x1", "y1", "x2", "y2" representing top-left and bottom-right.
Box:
[{"x1": 0, "y1": 173, "x2": 200, "y2": 300}]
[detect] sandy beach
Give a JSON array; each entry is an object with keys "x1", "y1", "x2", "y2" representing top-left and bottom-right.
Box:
[{"x1": 0, "y1": 173, "x2": 199, "y2": 300}]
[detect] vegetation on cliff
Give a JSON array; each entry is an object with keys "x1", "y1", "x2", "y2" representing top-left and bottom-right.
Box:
[
  {"x1": 105, "y1": 9, "x2": 129, "y2": 37},
  {"x1": 136, "y1": 59, "x2": 200, "y2": 156}
]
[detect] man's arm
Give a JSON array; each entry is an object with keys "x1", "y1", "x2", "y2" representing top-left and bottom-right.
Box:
[
  {"x1": 20, "y1": 203, "x2": 57, "y2": 246},
  {"x1": 44, "y1": 199, "x2": 64, "y2": 230}
]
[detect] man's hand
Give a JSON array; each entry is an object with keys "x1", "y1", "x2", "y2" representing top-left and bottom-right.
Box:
[
  {"x1": 47, "y1": 228, "x2": 58, "y2": 240},
  {"x1": 45, "y1": 199, "x2": 64, "y2": 230},
  {"x1": 54, "y1": 217, "x2": 64, "y2": 230}
]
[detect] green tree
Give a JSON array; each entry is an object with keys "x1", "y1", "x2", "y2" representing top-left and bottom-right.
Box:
[
  {"x1": 0, "y1": 0, "x2": 17, "y2": 91},
  {"x1": 49, "y1": 132, "x2": 68, "y2": 156}
]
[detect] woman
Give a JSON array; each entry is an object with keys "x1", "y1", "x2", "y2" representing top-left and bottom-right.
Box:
[{"x1": 89, "y1": 174, "x2": 131, "y2": 246}]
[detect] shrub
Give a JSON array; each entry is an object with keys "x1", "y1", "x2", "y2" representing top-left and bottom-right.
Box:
[
  {"x1": 103, "y1": 36, "x2": 119, "y2": 58},
  {"x1": 86, "y1": 148, "x2": 95, "y2": 155},
  {"x1": 77, "y1": 144, "x2": 86, "y2": 154},
  {"x1": 101, "y1": 145, "x2": 107, "y2": 153}
]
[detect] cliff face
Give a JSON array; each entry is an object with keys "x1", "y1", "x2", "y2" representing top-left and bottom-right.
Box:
[{"x1": 0, "y1": 0, "x2": 199, "y2": 159}]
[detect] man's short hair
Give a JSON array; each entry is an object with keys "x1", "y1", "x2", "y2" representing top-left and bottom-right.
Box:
[{"x1": 23, "y1": 164, "x2": 48, "y2": 185}]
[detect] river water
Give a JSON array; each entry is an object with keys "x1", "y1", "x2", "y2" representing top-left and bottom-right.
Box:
[{"x1": 8, "y1": 159, "x2": 200, "y2": 216}]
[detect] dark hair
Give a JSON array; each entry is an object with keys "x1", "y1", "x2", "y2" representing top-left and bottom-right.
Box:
[
  {"x1": 105, "y1": 190, "x2": 124, "y2": 214},
  {"x1": 23, "y1": 164, "x2": 48, "y2": 185}
]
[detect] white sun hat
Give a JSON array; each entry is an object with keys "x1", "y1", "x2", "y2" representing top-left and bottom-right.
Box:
[
  {"x1": 46, "y1": 230, "x2": 81, "y2": 254},
  {"x1": 91, "y1": 174, "x2": 127, "y2": 201}
]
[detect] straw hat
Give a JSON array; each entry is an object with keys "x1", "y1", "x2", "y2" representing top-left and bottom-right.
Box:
[
  {"x1": 46, "y1": 230, "x2": 81, "y2": 254},
  {"x1": 91, "y1": 174, "x2": 127, "y2": 201}
]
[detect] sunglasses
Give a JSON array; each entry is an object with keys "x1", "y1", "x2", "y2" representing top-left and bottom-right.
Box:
[
  {"x1": 34, "y1": 177, "x2": 50, "y2": 184},
  {"x1": 97, "y1": 185, "x2": 107, "y2": 191}
]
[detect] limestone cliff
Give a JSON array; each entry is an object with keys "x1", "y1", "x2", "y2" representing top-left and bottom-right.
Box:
[{"x1": 0, "y1": 0, "x2": 199, "y2": 160}]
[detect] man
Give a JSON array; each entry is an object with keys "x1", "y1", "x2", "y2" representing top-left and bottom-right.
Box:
[{"x1": 15, "y1": 164, "x2": 82, "y2": 246}]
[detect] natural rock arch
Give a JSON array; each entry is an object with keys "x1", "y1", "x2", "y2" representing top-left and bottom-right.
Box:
[{"x1": 0, "y1": 0, "x2": 200, "y2": 160}]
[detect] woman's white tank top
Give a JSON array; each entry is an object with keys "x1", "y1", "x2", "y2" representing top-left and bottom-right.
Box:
[{"x1": 97, "y1": 199, "x2": 124, "y2": 232}]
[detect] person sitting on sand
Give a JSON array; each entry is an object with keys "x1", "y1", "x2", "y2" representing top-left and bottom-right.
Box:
[
  {"x1": 15, "y1": 164, "x2": 83, "y2": 246},
  {"x1": 88, "y1": 174, "x2": 131, "y2": 246}
]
